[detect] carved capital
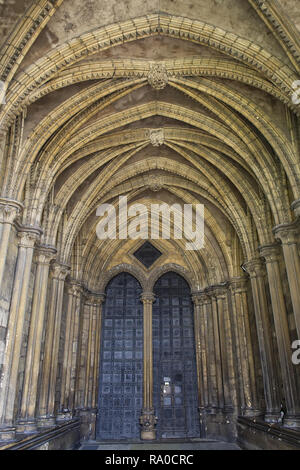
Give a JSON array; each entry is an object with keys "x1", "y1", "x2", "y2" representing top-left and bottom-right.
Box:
[
  {"x1": 229, "y1": 276, "x2": 248, "y2": 293},
  {"x1": 259, "y1": 244, "x2": 281, "y2": 264},
  {"x1": 51, "y1": 262, "x2": 70, "y2": 281},
  {"x1": 141, "y1": 292, "x2": 155, "y2": 304},
  {"x1": 0, "y1": 202, "x2": 21, "y2": 225},
  {"x1": 192, "y1": 290, "x2": 210, "y2": 306},
  {"x1": 243, "y1": 259, "x2": 265, "y2": 279},
  {"x1": 85, "y1": 292, "x2": 106, "y2": 307},
  {"x1": 273, "y1": 221, "x2": 300, "y2": 246},
  {"x1": 34, "y1": 245, "x2": 57, "y2": 265},
  {"x1": 67, "y1": 281, "x2": 83, "y2": 298},
  {"x1": 17, "y1": 228, "x2": 41, "y2": 248},
  {"x1": 148, "y1": 62, "x2": 168, "y2": 90},
  {"x1": 207, "y1": 284, "x2": 228, "y2": 299}
]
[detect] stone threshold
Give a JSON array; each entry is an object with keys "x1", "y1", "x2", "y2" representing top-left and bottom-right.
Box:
[
  {"x1": 237, "y1": 417, "x2": 300, "y2": 450},
  {"x1": 0, "y1": 419, "x2": 80, "y2": 450}
]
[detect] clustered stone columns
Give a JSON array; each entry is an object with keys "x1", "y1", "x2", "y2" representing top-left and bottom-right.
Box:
[
  {"x1": 243, "y1": 259, "x2": 281, "y2": 423},
  {"x1": 259, "y1": 244, "x2": 300, "y2": 428},
  {"x1": 38, "y1": 262, "x2": 70, "y2": 428},
  {"x1": 17, "y1": 245, "x2": 57, "y2": 433},
  {"x1": 57, "y1": 282, "x2": 83, "y2": 421},
  {"x1": 0, "y1": 198, "x2": 23, "y2": 289},
  {"x1": 192, "y1": 292, "x2": 209, "y2": 433},
  {"x1": 77, "y1": 293, "x2": 105, "y2": 440},
  {"x1": 139, "y1": 292, "x2": 157, "y2": 440},
  {"x1": 229, "y1": 277, "x2": 260, "y2": 417},
  {"x1": 273, "y1": 221, "x2": 300, "y2": 340},
  {"x1": 0, "y1": 227, "x2": 41, "y2": 441}
]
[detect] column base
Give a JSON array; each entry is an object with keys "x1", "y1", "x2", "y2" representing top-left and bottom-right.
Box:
[
  {"x1": 37, "y1": 416, "x2": 57, "y2": 428},
  {"x1": 283, "y1": 415, "x2": 300, "y2": 429},
  {"x1": 79, "y1": 408, "x2": 97, "y2": 441},
  {"x1": 264, "y1": 412, "x2": 281, "y2": 424},
  {"x1": 16, "y1": 419, "x2": 37, "y2": 434},
  {"x1": 0, "y1": 426, "x2": 16, "y2": 442},
  {"x1": 140, "y1": 409, "x2": 157, "y2": 441},
  {"x1": 56, "y1": 411, "x2": 73, "y2": 422}
]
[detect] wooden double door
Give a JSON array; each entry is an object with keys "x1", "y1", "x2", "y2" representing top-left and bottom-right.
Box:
[{"x1": 96, "y1": 272, "x2": 200, "y2": 440}]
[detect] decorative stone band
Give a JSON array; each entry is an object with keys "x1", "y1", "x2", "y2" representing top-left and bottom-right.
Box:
[
  {"x1": 273, "y1": 219, "x2": 300, "y2": 246},
  {"x1": 0, "y1": 197, "x2": 23, "y2": 225}
]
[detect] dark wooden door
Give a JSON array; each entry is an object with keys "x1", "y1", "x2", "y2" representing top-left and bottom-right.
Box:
[
  {"x1": 153, "y1": 272, "x2": 200, "y2": 439},
  {"x1": 96, "y1": 273, "x2": 143, "y2": 440}
]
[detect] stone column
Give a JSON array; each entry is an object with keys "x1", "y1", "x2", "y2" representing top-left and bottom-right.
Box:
[
  {"x1": 0, "y1": 198, "x2": 23, "y2": 290},
  {"x1": 0, "y1": 227, "x2": 40, "y2": 441},
  {"x1": 259, "y1": 244, "x2": 300, "y2": 428},
  {"x1": 37, "y1": 262, "x2": 70, "y2": 428},
  {"x1": 212, "y1": 285, "x2": 235, "y2": 413},
  {"x1": 91, "y1": 295, "x2": 105, "y2": 413},
  {"x1": 17, "y1": 245, "x2": 57, "y2": 433},
  {"x1": 243, "y1": 259, "x2": 281, "y2": 423},
  {"x1": 204, "y1": 291, "x2": 218, "y2": 413},
  {"x1": 79, "y1": 293, "x2": 105, "y2": 441},
  {"x1": 273, "y1": 221, "x2": 300, "y2": 340},
  {"x1": 207, "y1": 287, "x2": 224, "y2": 412},
  {"x1": 229, "y1": 277, "x2": 260, "y2": 417},
  {"x1": 57, "y1": 282, "x2": 83, "y2": 421},
  {"x1": 192, "y1": 291, "x2": 209, "y2": 435},
  {"x1": 140, "y1": 292, "x2": 157, "y2": 440}
]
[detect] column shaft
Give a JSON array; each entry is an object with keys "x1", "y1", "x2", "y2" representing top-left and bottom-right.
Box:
[
  {"x1": 0, "y1": 229, "x2": 40, "y2": 440},
  {"x1": 18, "y1": 245, "x2": 56, "y2": 432},
  {"x1": 38, "y1": 263, "x2": 70, "y2": 427},
  {"x1": 140, "y1": 292, "x2": 157, "y2": 440},
  {"x1": 260, "y1": 244, "x2": 300, "y2": 427},
  {"x1": 274, "y1": 223, "x2": 300, "y2": 340},
  {"x1": 230, "y1": 278, "x2": 260, "y2": 416},
  {"x1": 244, "y1": 259, "x2": 281, "y2": 422}
]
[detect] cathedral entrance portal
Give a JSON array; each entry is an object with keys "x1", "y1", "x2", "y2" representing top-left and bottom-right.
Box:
[{"x1": 96, "y1": 271, "x2": 200, "y2": 441}]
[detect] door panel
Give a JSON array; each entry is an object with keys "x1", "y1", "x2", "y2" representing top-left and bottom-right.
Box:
[
  {"x1": 96, "y1": 273, "x2": 143, "y2": 440},
  {"x1": 153, "y1": 272, "x2": 200, "y2": 439}
]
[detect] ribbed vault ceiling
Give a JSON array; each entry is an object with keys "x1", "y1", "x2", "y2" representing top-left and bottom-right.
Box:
[{"x1": 0, "y1": 0, "x2": 299, "y2": 291}]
